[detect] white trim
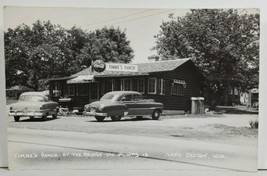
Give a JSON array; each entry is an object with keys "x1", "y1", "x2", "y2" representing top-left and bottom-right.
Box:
[
  {"x1": 171, "y1": 82, "x2": 185, "y2": 96},
  {"x1": 148, "y1": 77, "x2": 157, "y2": 94},
  {"x1": 160, "y1": 79, "x2": 165, "y2": 95}
]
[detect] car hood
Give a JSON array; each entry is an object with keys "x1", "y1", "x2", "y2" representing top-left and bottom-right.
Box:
[{"x1": 10, "y1": 101, "x2": 46, "y2": 111}]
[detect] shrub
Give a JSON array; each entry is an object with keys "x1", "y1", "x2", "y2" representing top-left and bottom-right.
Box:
[{"x1": 249, "y1": 120, "x2": 258, "y2": 129}]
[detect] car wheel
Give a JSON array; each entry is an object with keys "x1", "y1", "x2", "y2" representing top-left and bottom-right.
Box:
[
  {"x1": 152, "y1": 109, "x2": 161, "y2": 120},
  {"x1": 95, "y1": 116, "x2": 105, "y2": 122},
  {"x1": 42, "y1": 114, "x2": 47, "y2": 121},
  {"x1": 14, "y1": 116, "x2": 20, "y2": 122},
  {"x1": 111, "y1": 116, "x2": 122, "y2": 121},
  {"x1": 52, "y1": 112, "x2": 58, "y2": 119}
]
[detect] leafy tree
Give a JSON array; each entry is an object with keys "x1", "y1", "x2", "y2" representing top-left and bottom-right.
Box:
[
  {"x1": 153, "y1": 9, "x2": 259, "y2": 105},
  {"x1": 77, "y1": 27, "x2": 134, "y2": 65},
  {"x1": 5, "y1": 21, "x2": 134, "y2": 90}
]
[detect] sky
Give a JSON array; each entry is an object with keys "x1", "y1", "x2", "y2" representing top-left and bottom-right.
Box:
[
  {"x1": 3, "y1": 7, "x2": 190, "y2": 63},
  {"x1": 3, "y1": 7, "x2": 259, "y2": 64}
]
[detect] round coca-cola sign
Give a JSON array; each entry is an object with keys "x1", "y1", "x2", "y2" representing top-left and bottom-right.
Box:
[{"x1": 92, "y1": 60, "x2": 106, "y2": 73}]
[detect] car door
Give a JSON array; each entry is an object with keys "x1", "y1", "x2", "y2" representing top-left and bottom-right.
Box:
[
  {"x1": 133, "y1": 94, "x2": 153, "y2": 115},
  {"x1": 120, "y1": 94, "x2": 136, "y2": 115}
]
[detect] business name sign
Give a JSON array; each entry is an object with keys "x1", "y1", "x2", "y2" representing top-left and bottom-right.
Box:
[
  {"x1": 106, "y1": 63, "x2": 138, "y2": 72},
  {"x1": 173, "y1": 79, "x2": 186, "y2": 84}
]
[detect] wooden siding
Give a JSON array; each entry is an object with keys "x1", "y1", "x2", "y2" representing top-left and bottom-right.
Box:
[
  {"x1": 143, "y1": 61, "x2": 203, "y2": 110},
  {"x1": 50, "y1": 61, "x2": 204, "y2": 111}
]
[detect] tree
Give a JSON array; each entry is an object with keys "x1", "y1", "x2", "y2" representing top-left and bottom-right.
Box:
[
  {"x1": 5, "y1": 21, "x2": 134, "y2": 90},
  {"x1": 153, "y1": 9, "x2": 259, "y2": 105},
  {"x1": 77, "y1": 27, "x2": 134, "y2": 65}
]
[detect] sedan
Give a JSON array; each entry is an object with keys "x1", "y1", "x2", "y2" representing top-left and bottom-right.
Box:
[
  {"x1": 84, "y1": 91, "x2": 164, "y2": 122},
  {"x1": 9, "y1": 92, "x2": 58, "y2": 122}
]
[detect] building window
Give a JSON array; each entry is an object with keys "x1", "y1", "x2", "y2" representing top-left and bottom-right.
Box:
[
  {"x1": 133, "y1": 78, "x2": 145, "y2": 93},
  {"x1": 77, "y1": 84, "x2": 89, "y2": 96},
  {"x1": 157, "y1": 79, "x2": 165, "y2": 95},
  {"x1": 52, "y1": 82, "x2": 62, "y2": 97},
  {"x1": 137, "y1": 78, "x2": 145, "y2": 93},
  {"x1": 148, "y1": 77, "x2": 157, "y2": 94},
  {"x1": 171, "y1": 82, "x2": 185, "y2": 96},
  {"x1": 122, "y1": 78, "x2": 132, "y2": 91},
  {"x1": 66, "y1": 84, "x2": 75, "y2": 96},
  {"x1": 105, "y1": 79, "x2": 113, "y2": 93}
]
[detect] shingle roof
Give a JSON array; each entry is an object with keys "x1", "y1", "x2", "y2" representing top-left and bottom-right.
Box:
[
  {"x1": 138, "y1": 58, "x2": 190, "y2": 73},
  {"x1": 72, "y1": 58, "x2": 191, "y2": 77}
]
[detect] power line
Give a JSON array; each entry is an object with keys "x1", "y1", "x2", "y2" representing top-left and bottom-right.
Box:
[
  {"x1": 80, "y1": 9, "x2": 156, "y2": 28},
  {"x1": 83, "y1": 9, "x2": 176, "y2": 30}
]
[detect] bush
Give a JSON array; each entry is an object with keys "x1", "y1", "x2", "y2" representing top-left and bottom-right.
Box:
[{"x1": 249, "y1": 120, "x2": 258, "y2": 129}]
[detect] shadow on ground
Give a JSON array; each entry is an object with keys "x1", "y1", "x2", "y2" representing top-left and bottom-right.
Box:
[
  {"x1": 14, "y1": 118, "x2": 58, "y2": 122},
  {"x1": 87, "y1": 117, "x2": 153, "y2": 123},
  {"x1": 216, "y1": 106, "x2": 258, "y2": 114}
]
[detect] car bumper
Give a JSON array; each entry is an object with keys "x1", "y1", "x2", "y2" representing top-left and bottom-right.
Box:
[
  {"x1": 9, "y1": 111, "x2": 46, "y2": 117},
  {"x1": 83, "y1": 111, "x2": 107, "y2": 117}
]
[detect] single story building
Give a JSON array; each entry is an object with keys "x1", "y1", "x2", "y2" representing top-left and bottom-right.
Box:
[{"x1": 48, "y1": 58, "x2": 205, "y2": 111}]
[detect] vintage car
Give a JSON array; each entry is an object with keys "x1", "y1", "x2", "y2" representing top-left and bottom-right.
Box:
[
  {"x1": 9, "y1": 92, "x2": 58, "y2": 122},
  {"x1": 84, "y1": 91, "x2": 164, "y2": 122}
]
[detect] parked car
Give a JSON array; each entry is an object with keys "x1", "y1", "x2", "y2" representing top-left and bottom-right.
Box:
[
  {"x1": 9, "y1": 92, "x2": 58, "y2": 122},
  {"x1": 84, "y1": 91, "x2": 164, "y2": 122}
]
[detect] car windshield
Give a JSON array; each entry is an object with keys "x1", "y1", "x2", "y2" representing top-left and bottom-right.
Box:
[
  {"x1": 19, "y1": 95, "x2": 45, "y2": 102},
  {"x1": 100, "y1": 93, "x2": 115, "y2": 101}
]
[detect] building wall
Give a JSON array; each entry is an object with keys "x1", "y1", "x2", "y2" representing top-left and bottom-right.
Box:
[
  {"x1": 144, "y1": 61, "x2": 203, "y2": 110},
  {"x1": 50, "y1": 61, "x2": 203, "y2": 111}
]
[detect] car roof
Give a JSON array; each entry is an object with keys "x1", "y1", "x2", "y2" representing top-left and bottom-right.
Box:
[
  {"x1": 20, "y1": 91, "x2": 50, "y2": 96},
  {"x1": 105, "y1": 91, "x2": 141, "y2": 96}
]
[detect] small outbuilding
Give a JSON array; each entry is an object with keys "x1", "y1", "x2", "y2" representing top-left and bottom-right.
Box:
[{"x1": 49, "y1": 58, "x2": 205, "y2": 112}]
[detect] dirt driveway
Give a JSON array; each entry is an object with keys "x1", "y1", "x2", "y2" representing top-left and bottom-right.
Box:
[{"x1": 7, "y1": 112, "x2": 258, "y2": 147}]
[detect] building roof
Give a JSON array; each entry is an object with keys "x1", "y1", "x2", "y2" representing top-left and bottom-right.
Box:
[{"x1": 72, "y1": 58, "x2": 191, "y2": 77}]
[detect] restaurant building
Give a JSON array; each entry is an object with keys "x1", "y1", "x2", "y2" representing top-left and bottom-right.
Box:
[{"x1": 49, "y1": 58, "x2": 205, "y2": 112}]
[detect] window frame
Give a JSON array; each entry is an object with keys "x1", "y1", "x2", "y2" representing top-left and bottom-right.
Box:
[
  {"x1": 171, "y1": 82, "x2": 185, "y2": 96},
  {"x1": 157, "y1": 78, "x2": 165, "y2": 95},
  {"x1": 137, "y1": 78, "x2": 145, "y2": 94},
  {"x1": 52, "y1": 82, "x2": 62, "y2": 97},
  {"x1": 148, "y1": 77, "x2": 157, "y2": 94},
  {"x1": 122, "y1": 78, "x2": 133, "y2": 91}
]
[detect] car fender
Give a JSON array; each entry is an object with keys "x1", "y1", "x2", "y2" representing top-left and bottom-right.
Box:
[{"x1": 101, "y1": 103, "x2": 128, "y2": 117}]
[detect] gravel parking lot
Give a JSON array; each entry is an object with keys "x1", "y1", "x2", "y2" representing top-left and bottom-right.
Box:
[{"x1": 7, "y1": 113, "x2": 258, "y2": 147}]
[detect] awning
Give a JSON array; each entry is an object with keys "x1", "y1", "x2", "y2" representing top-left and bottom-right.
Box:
[{"x1": 67, "y1": 75, "x2": 94, "y2": 84}]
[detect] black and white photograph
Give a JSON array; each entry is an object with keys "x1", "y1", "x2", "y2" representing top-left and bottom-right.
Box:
[{"x1": 4, "y1": 7, "x2": 259, "y2": 171}]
